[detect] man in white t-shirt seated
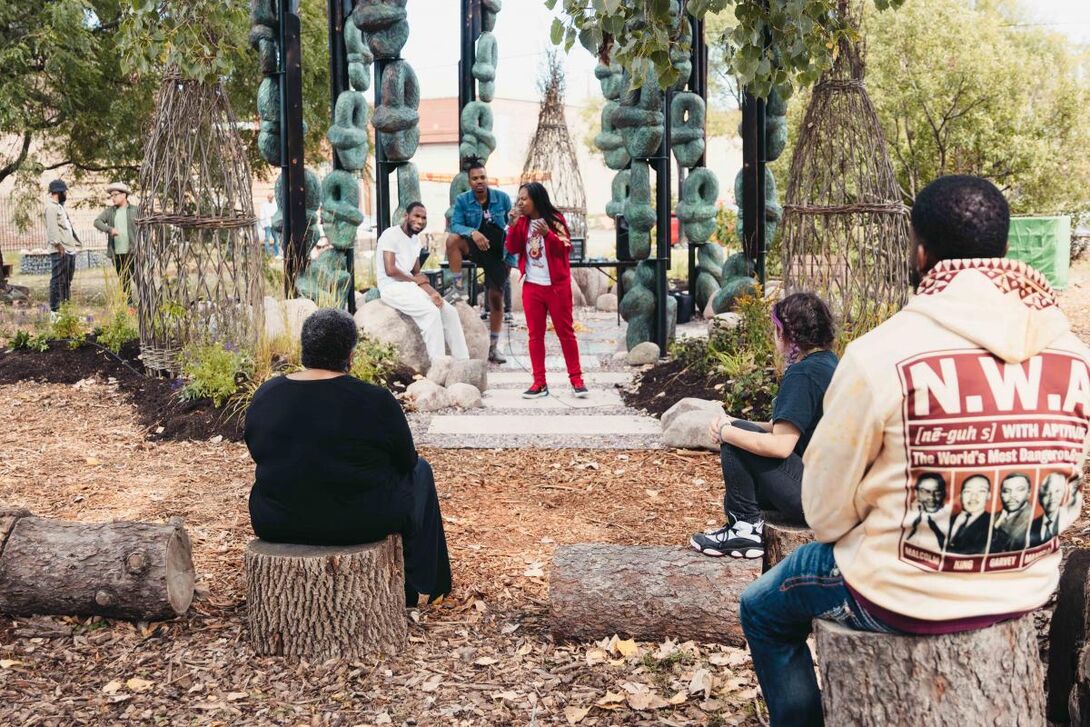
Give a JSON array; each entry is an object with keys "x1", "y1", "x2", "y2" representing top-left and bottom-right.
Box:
[{"x1": 376, "y1": 202, "x2": 469, "y2": 362}]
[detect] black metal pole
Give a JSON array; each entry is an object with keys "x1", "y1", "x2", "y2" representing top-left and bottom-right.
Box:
[
  {"x1": 373, "y1": 58, "x2": 393, "y2": 237},
  {"x1": 328, "y1": 0, "x2": 356, "y2": 312},
  {"x1": 740, "y1": 91, "x2": 767, "y2": 286},
  {"x1": 654, "y1": 88, "x2": 673, "y2": 355},
  {"x1": 279, "y1": 0, "x2": 307, "y2": 299},
  {"x1": 686, "y1": 11, "x2": 708, "y2": 297},
  {"x1": 459, "y1": 0, "x2": 481, "y2": 132}
]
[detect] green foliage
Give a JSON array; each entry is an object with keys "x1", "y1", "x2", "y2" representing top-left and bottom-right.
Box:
[
  {"x1": 50, "y1": 303, "x2": 87, "y2": 349},
  {"x1": 350, "y1": 334, "x2": 399, "y2": 386},
  {"x1": 0, "y1": 0, "x2": 155, "y2": 205},
  {"x1": 179, "y1": 341, "x2": 254, "y2": 408},
  {"x1": 118, "y1": 0, "x2": 248, "y2": 83},
  {"x1": 712, "y1": 205, "x2": 739, "y2": 248},
  {"x1": 9, "y1": 330, "x2": 50, "y2": 353},
  {"x1": 551, "y1": 0, "x2": 904, "y2": 98},
  {"x1": 863, "y1": 0, "x2": 1090, "y2": 218},
  {"x1": 671, "y1": 291, "x2": 780, "y2": 419},
  {"x1": 96, "y1": 309, "x2": 139, "y2": 354}
]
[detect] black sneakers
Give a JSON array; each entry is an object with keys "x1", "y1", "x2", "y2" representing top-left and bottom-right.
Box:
[
  {"x1": 522, "y1": 383, "x2": 549, "y2": 399},
  {"x1": 572, "y1": 384, "x2": 590, "y2": 398},
  {"x1": 488, "y1": 345, "x2": 507, "y2": 364},
  {"x1": 689, "y1": 516, "x2": 765, "y2": 559}
]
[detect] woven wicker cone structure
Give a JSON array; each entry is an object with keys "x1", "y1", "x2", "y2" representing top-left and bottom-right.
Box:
[
  {"x1": 780, "y1": 1, "x2": 909, "y2": 328},
  {"x1": 135, "y1": 76, "x2": 263, "y2": 372},
  {"x1": 521, "y1": 52, "x2": 587, "y2": 240}
]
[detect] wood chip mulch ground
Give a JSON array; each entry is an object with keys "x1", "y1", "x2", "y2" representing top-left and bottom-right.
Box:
[{"x1": 0, "y1": 381, "x2": 761, "y2": 727}]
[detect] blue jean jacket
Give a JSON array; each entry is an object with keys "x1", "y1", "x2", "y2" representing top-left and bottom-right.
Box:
[{"x1": 450, "y1": 188, "x2": 517, "y2": 266}]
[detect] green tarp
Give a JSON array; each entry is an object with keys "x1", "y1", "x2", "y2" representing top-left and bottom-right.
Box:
[{"x1": 1008, "y1": 216, "x2": 1070, "y2": 290}]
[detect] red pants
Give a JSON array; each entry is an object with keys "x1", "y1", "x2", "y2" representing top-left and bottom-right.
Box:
[{"x1": 522, "y1": 280, "x2": 583, "y2": 387}]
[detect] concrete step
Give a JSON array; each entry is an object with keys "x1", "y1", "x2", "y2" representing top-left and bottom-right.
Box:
[
  {"x1": 480, "y1": 388, "x2": 624, "y2": 410},
  {"x1": 487, "y1": 371, "x2": 632, "y2": 388},
  {"x1": 496, "y1": 355, "x2": 601, "y2": 371},
  {"x1": 428, "y1": 414, "x2": 661, "y2": 436}
]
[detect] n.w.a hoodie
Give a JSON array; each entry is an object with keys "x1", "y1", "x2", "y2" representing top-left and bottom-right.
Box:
[{"x1": 803, "y1": 258, "x2": 1090, "y2": 620}]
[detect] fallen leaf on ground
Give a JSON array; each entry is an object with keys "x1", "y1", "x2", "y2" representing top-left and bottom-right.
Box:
[
  {"x1": 473, "y1": 656, "x2": 498, "y2": 666},
  {"x1": 522, "y1": 562, "x2": 545, "y2": 578},
  {"x1": 689, "y1": 668, "x2": 713, "y2": 698},
  {"x1": 102, "y1": 680, "x2": 123, "y2": 695},
  {"x1": 564, "y1": 705, "x2": 590, "y2": 724},
  {"x1": 585, "y1": 648, "x2": 609, "y2": 665},
  {"x1": 0, "y1": 660, "x2": 21, "y2": 669},
  {"x1": 627, "y1": 690, "x2": 670, "y2": 711},
  {"x1": 596, "y1": 691, "x2": 626, "y2": 709},
  {"x1": 126, "y1": 677, "x2": 153, "y2": 692}
]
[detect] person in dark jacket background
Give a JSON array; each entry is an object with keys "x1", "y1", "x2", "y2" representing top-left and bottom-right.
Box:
[{"x1": 244, "y1": 308, "x2": 451, "y2": 606}]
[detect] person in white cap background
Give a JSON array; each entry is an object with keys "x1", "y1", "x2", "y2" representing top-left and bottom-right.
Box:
[
  {"x1": 94, "y1": 182, "x2": 140, "y2": 303},
  {"x1": 44, "y1": 179, "x2": 81, "y2": 313}
]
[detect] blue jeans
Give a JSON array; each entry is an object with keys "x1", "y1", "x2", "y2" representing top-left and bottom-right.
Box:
[
  {"x1": 739, "y1": 542, "x2": 897, "y2": 726},
  {"x1": 263, "y1": 226, "x2": 279, "y2": 256}
]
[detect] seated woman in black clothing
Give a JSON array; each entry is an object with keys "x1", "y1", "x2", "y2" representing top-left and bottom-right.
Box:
[
  {"x1": 689, "y1": 293, "x2": 838, "y2": 561},
  {"x1": 245, "y1": 308, "x2": 451, "y2": 606}
]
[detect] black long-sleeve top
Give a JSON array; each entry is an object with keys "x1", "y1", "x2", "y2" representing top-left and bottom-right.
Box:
[{"x1": 244, "y1": 375, "x2": 417, "y2": 545}]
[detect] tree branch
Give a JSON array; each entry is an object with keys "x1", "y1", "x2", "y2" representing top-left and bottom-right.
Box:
[{"x1": 0, "y1": 131, "x2": 33, "y2": 186}]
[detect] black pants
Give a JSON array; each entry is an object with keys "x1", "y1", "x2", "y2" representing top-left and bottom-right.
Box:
[
  {"x1": 402, "y1": 458, "x2": 453, "y2": 606},
  {"x1": 722, "y1": 420, "x2": 805, "y2": 524},
  {"x1": 113, "y1": 253, "x2": 134, "y2": 303},
  {"x1": 485, "y1": 275, "x2": 512, "y2": 313},
  {"x1": 49, "y1": 251, "x2": 76, "y2": 311}
]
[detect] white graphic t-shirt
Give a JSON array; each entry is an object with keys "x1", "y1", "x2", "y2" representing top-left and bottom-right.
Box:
[
  {"x1": 375, "y1": 225, "x2": 421, "y2": 292},
  {"x1": 524, "y1": 218, "x2": 551, "y2": 285}
]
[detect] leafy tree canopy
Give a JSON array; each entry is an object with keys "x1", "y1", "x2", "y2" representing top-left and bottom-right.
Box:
[{"x1": 550, "y1": 0, "x2": 903, "y2": 97}]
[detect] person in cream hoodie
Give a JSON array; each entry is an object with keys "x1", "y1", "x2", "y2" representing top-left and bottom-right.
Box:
[{"x1": 740, "y1": 175, "x2": 1090, "y2": 726}]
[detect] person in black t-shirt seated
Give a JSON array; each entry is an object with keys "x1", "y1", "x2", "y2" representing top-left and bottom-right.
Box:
[
  {"x1": 689, "y1": 293, "x2": 838, "y2": 561},
  {"x1": 245, "y1": 308, "x2": 452, "y2": 606}
]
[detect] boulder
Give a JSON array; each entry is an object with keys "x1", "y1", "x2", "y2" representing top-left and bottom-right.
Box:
[
  {"x1": 662, "y1": 410, "x2": 721, "y2": 452},
  {"x1": 446, "y1": 382, "x2": 483, "y2": 409},
  {"x1": 283, "y1": 297, "x2": 318, "y2": 343},
  {"x1": 264, "y1": 296, "x2": 288, "y2": 342},
  {"x1": 447, "y1": 358, "x2": 488, "y2": 392},
  {"x1": 712, "y1": 312, "x2": 742, "y2": 330},
  {"x1": 405, "y1": 379, "x2": 450, "y2": 412},
  {"x1": 661, "y1": 397, "x2": 726, "y2": 432},
  {"x1": 354, "y1": 299, "x2": 430, "y2": 374},
  {"x1": 572, "y1": 267, "x2": 611, "y2": 305},
  {"x1": 596, "y1": 293, "x2": 618, "y2": 312},
  {"x1": 572, "y1": 284, "x2": 588, "y2": 308},
  {"x1": 453, "y1": 301, "x2": 489, "y2": 360},
  {"x1": 626, "y1": 341, "x2": 661, "y2": 366},
  {"x1": 427, "y1": 355, "x2": 454, "y2": 386},
  {"x1": 510, "y1": 269, "x2": 524, "y2": 313}
]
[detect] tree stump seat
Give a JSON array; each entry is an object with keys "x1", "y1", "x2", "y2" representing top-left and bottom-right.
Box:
[
  {"x1": 815, "y1": 614, "x2": 1046, "y2": 725},
  {"x1": 245, "y1": 536, "x2": 408, "y2": 659},
  {"x1": 762, "y1": 510, "x2": 814, "y2": 572}
]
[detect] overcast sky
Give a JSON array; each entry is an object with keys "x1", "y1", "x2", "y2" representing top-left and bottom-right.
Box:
[{"x1": 400, "y1": 0, "x2": 1090, "y2": 106}]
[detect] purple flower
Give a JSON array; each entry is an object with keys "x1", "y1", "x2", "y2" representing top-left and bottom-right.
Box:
[
  {"x1": 85, "y1": 315, "x2": 94, "y2": 323},
  {"x1": 170, "y1": 379, "x2": 184, "y2": 391},
  {"x1": 224, "y1": 341, "x2": 237, "y2": 352}
]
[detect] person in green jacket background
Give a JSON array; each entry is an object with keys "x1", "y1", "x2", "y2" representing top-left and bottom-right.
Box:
[{"x1": 93, "y1": 182, "x2": 140, "y2": 303}]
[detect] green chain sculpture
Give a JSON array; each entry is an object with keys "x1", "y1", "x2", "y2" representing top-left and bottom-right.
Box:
[
  {"x1": 447, "y1": 2, "x2": 501, "y2": 234},
  {"x1": 620, "y1": 261, "x2": 677, "y2": 350},
  {"x1": 613, "y1": 68, "x2": 665, "y2": 160},
  {"x1": 670, "y1": 92, "x2": 705, "y2": 168},
  {"x1": 605, "y1": 169, "x2": 629, "y2": 220},
  {"x1": 373, "y1": 60, "x2": 420, "y2": 162},
  {"x1": 328, "y1": 90, "x2": 370, "y2": 171},
  {"x1": 623, "y1": 162, "x2": 655, "y2": 259},
  {"x1": 256, "y1": 76, "x2": 280, "y2": 166},
  {"x1": 715, "y1": 88, "x2": 788, "y2": 314},
  {"x1": 345, "y1": 20, "x2": 373, "y2": 92},
  {"x1": 352, "y1": 0, "x2": 409, "y2": 59},
  {"x1": 393, "y1": 162, "x2": 421, "y2": 224}
]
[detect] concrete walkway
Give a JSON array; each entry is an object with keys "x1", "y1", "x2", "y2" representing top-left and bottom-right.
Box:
[{"x1": 411, "y1": 310, "x2": 664, "y2": 449}]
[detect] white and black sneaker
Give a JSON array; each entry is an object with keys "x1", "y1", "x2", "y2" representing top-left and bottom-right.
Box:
[{"x1": 689, "y1": 517, "x2": 764, "y2": 559}]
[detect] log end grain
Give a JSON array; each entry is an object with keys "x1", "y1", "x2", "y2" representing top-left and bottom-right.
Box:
[
  {"x1": 245, "y1": 536, "x2": 408, "y2": 660},
  {"x1": 165, "y1": 525, "x2": 195, "y2": 616},
  {"x1": 815, "y1": 615, "x2": 1046, "y2": 726}
]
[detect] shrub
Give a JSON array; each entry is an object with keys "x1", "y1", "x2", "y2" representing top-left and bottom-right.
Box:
[
  {"x1": 50, "y1": 303, "x2": 87, "y2": 349},
  {"x1": 671, "y1": 291, "x2": 780, "y2": 420},
  {"x1": 712, "y1": 206, "x2": 739, "y2": 248},
  {"x1": 9, "y1": 330, "x2": 50, "y2": 353},
  {"x1": 178, "y1": 341, "x2": 254, "y2": 408},
  {"x1": 96, "y1": 309, "x2": 139, "y2": 354},
  {"x1": 350, "y1": 333, "x2": 399, "y2": 385}
]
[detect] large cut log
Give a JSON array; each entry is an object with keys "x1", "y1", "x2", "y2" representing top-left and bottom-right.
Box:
[
  {"x1": 246, "y1": 537, "x2": 408, "y2": 659},
  {"x1": 549, "y1": 544, "x2": 760, "y2": 644},
  {"x1": 0, "y1": 508, "x2": 194, "y2": 621},
  {"x1": 761, "y1": 510, "x2": 813, "y2": 573},
  {"x1": 815, "y1": 615, "x2": 1046, "y2": 726}
]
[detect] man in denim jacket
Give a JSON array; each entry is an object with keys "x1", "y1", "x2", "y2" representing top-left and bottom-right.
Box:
[{"x1": 445, "y1": 160, "x2": 513, "y2": 364}]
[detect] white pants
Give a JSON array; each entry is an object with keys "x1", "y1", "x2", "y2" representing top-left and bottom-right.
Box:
[{"x1": 380, "y1": 282, "x2": 469, "y2": 360}]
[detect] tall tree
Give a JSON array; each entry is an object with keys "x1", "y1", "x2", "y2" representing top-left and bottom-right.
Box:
[
  {"x1": 0, "y1": 0, "x2": 155, "y2": 224},
  {"x1": 864, "y1": 0, "x2": 1090, "y2": 216}
]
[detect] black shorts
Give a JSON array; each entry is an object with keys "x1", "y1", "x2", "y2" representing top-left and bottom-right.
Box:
[{"x1": 465, "y1": 232, "x2": 508, "y2": 290}]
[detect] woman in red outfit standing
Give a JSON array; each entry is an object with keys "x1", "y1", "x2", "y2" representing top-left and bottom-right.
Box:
[{"x1": 505, "y1": 182, "x2": 588, "y2": 399}]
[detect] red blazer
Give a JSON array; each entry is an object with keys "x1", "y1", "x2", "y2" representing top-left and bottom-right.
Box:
[{"x1": 505, "y1": 213, "x2": 572, "y2": 286}]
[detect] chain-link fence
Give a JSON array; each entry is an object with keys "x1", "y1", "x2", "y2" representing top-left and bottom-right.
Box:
[{"x1": 0, "y1": 194, "x2": 107, "y2": 252}]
